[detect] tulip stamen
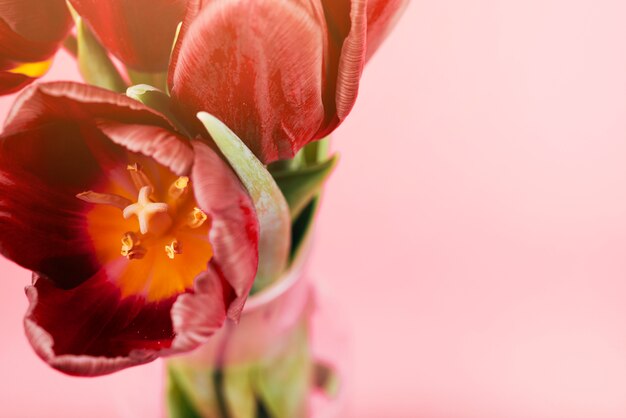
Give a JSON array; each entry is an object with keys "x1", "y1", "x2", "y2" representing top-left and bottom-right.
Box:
[
  {"x1": 187, "y1": 207, "x2": 208, "y2": 229},
  {"x1": 76, "y1": 191, "x2": 132, "y2": 210},
  {"x1": 165, "y1": 239, "x2": 182, "y2": 259},
  {"x1": 169, "y1": 176, "x2": 190, "y2": 200},
  {"x1": 123, "y1": 186, "x2": 173, "y2": 237},
  {"x1": 127, "y1": 163, "x2": 154, "y2": 191},
  {"x1": 120, "y1": 232, "x2": 147, "y2": 260}
]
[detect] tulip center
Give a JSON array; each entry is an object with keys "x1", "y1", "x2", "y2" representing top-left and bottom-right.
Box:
[
  {"x1": 123, "y1": 186, "x2": 173, "y2": 237},
  {"x1": 77, "y1": 161, "x2": 213, "y2": 301}
]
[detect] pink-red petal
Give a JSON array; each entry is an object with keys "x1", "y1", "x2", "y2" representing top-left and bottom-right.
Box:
[
  {"x1": 0, "y1": 0, "x2": 71, "y2": 44},
  {"x1": 69, "y1": 0, "x2": 187, "y2": 72},
  {"x1": 190, "y1": 140, "x2": 259, "y2": 319},
  {"x1": 365, "y1": 0, "x2": 409, "y2": 61},
  {"x1": 170, "y1": 0, "x2": 326, "y2": 164}
]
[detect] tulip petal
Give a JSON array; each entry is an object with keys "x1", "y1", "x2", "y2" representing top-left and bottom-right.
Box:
[
  {"x1": 0, "y1": 71, "x2": 34, "y2": 95},
  {"x1": 0, "y1": 0, "x2": 71, "y2": 44},
  {"x1": 316, "y1": 0, "x2": 367, "y2": 136},
  {"x1": 365, "y1": 0, "x2": 409, "y2": 61},
  {"x1": 170, "y1": 0, "x2": 326, "y2": 164},
  {"x1": 96, "y1": 122, "x2": 194, "y2": 176},
  {"x1": 69, "y1": 0, "x2": 186, "y2": 71},
  {"x1": 0, "y1": 155, "x2": 100, "y2": 289},
  {"x1": 190, "y1": 140, "x2": 259, "y2": 319},
  {"x1": 25, "y1": 273, "x2": 171, "y2": 376},
  {"x1": 4, "y1": 82, "x2": 177, "y2": 136}
]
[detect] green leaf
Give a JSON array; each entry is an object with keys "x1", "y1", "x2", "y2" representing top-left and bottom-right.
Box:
[
  {"x1": 166, "y1": 367, "x2": 203, "y2": 418},
  {"x1": 273, "y1": 156, "x2": 338, "y2": 220},
  {"x1": 74, "y1": 16, "x2": 126, "y2": 92},
  {"x1": 222, "y1": 368, "x2": 257, "y2": 418},
  {"x1": 127, "y1": 69, "x2": 168, "y2": 92},
  {"x1": 197, "y1": 112, "x2": 290, "y2": 291}
]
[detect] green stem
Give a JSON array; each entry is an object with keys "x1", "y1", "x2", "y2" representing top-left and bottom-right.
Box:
[{"x1": 213, "y1": 322, "x2": 234, "y2": 418}]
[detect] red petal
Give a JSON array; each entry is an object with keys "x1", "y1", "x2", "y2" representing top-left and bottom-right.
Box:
[
  {"x1": 69, "y1": 0, "x2": 186, "y2": 71},
  {"x1": 0, "y1": 18, "x2": 61, "y2": 65},
  {"x1": 0, "y1": 0, "x2": 71, "y2": 44},
  {"x1": 4, "y1": 82, "x2": 175, "y2": 133},
  {"x1": 0, "y1": 71, "x2": 34, "y2": 95},
  {"x1": 96, "y1": 122, "x2": 194, "y2": 176},
  {"x1": 316, "y1": 0, "x2": 367, "y2": 137},
  {"x1": 25, "y1": 273, "x2": 173, "y2": 376},
  {"x1": 0, "y1": 155, "x2": 100, "y2": 289},
  {"x1": 190, "y1": 140, "x2": 259, "y2": 319},
  {"x1": 365, "y1": 0, "x2": 409, "y2": 62},
  {"x1": 170, "y1": 0, "x2": 326, "y2": 164}
]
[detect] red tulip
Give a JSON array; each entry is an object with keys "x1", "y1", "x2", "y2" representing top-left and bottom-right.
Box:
[
  {"x1": 0, "y1": 82, "x2": 259, "y2": 376},
  {"x1": 169, "y1": 0, "x2": 408, "y2": 164},
  {"x1": 68, "y1": 0, "x2": 188, "y2": 72},
  {"x1": 0, "y1": 0, "x2": 72, "y2": 94}
]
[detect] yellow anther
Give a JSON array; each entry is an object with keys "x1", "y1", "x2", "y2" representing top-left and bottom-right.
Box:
[
  {"x1": 169, "y1": 176, "x2": 190, "y2": 200},
  {"x1": 175, "y1": 176, "x2": 189, "y2": 189},
  {"x1": 120, "y1": 232, "x2": 146, "y2": 260},
  {"x1": 187, "y1": 207, "x2": 208, "y2": 229},
  {"x1": 165, "y1": 240, "x2": 182, "y2": 259}
]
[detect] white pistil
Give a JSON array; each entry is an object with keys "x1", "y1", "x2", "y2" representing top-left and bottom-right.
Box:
[{"x1": 123, "y1": 186, "x2": 173, "y2": 236}]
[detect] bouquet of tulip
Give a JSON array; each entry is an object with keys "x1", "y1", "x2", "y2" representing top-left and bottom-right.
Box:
[{"x1": 0, "y1": 0, "x2": 406, "y2": 416}]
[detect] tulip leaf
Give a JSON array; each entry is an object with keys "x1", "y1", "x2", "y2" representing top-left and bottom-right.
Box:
[
  {"x1": 272, "y1": 156, "x2": 337, "y2": 220},
  {"x1": 197, "y1": 112, "x2": 290, "y2": 291},
  {"x1": 127, "y1": 69, "x2": 168, "y2": 92},
  {"x1": 74, "y1": 17, "x2": 126, "y2": 92},
  {"x1": 222, "y1": 367, "x2": 257, "y2": 418},
  {"x1": 166, "y1": 367, "x2": 203, "y2": 418}
]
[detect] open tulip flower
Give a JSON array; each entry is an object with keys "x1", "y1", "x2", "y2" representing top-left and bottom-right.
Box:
[
  {"x1": 0, "y1": 0, "x2": 72, "y2": 94},
  {"x1": 0, "y1": 82, "x2": 259, "y2": 376},
  {"x1": 169, "y1": 0, "x2": 408, "y2": 164}
]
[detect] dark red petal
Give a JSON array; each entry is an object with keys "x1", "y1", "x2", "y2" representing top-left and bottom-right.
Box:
[
  {"x1": 170, "y1": 0, "x2": 326, "y2": 164},
  {"x1": 25, "y1": 274, "x2": 171, "y2": 376},
  {"x1": 69, "y1": 0, "x2": 186, "y2": 72},
  {"x1": 365, "y1": 0, "x2": 408, "y2": 61},
  {"x1": 0, "y1": 71, "x2": 34, "y2": 95},
  {"x1": 190, "y1": 140, "x2": 259, "y2": 320},
  {"x1": 0, "y1": 155, "x2": 99, "y2": 289},
  {"x1": 0, "y1": 0, "x2": 71, "y2": 43}
]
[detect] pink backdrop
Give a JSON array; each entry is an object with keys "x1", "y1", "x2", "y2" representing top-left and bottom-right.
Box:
[{"x1": 3, "y1": 1, "x2": 626, "y2": 417}]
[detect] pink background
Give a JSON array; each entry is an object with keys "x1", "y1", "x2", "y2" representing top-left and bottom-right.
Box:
[{"x1": 3, "y1": 1, "x2": 626, "y2": 417}]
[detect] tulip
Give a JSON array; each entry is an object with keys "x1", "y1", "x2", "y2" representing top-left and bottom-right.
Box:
[
  {"x1": 68, "y1": 0, "x2": 188, "y2": 72},
  {"x1": 169, "y1": 0, "x2": 408, "y2": 164},
  {"x1": 0, "y1": 0, "x2": 72, "y2": 94},
  {"x1": 0, "y1": 82, "x2": 259, "y2": 376}
]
